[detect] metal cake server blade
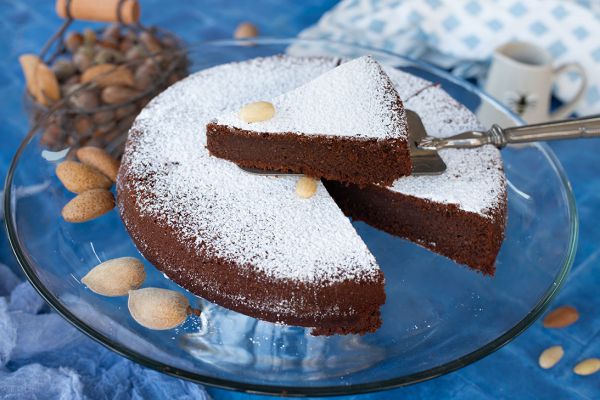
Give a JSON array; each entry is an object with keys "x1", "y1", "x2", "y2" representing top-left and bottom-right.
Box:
[
  {"x1": 238, "y1": 109, "x2": 447, "y2": 177},
  {"x1": 405, "y1": 109, "x2": 447, "y2": 176}
]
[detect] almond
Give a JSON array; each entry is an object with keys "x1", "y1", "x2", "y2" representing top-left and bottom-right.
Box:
[
  {"x1": 543, "y1": 305, "x2": 579, "y2": 328},
  {"x1": 76, "y1": 146, "x2": 120, "y2": 182},
  {"x1": 19, "y1": 54, "x2": 41, "y2": 97},
  {"x1": 296, "y1": 176, "x2": 318, "y2": 199},
  {"x1": 82, "y1": 257, "x2": 145, "y2": 296},
  {"x1": 101, "y1": 85, "x2": 138, "y2": 104},
  {"x1": 139, "y1": 31, "x2": 162, "y2": 53},
  {"x1": 62, "y1": 189, "x2": 115, "y2": 223},
  {"x1": 538, "y1": 345, "x2": 564, "y2": 369},
  {"x1": 56, "y1": 161, "x2": 113, "y2": 193},
  {"x1": 573, "y1": 358, "x2": 600, "y2": 376},
  {"x1": 81, "y1": 64, "x2": 135, "y2": 87},
  {"x1": 239, "y1": 101, "x2": 275, "y2": 123},
  {"x1": 34, "y1": 62, "x2": 61, "y2": 106},
  {"x1": 128, "y1": 288, "x2": 189, "y2": 330},
  {"x1": 234, "y1": 22, "x2": 258, "y2": 39}
]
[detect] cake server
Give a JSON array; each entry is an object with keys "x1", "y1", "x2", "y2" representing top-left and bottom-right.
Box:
[
  {"x1": 238, "y1": 109, "x2": 447, "y2": 177},
  {"x1": 417, "y1": 114, "x2": 600, "y2": 173}
]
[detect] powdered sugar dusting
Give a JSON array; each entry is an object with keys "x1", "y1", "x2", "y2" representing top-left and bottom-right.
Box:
[
  {"x1": 120, "y1": 55, "x2": 505, "y2": 287},
  {"x1": 383, "y1": 66, "x2": 432, "y2": 100},
  {"x1": 120, "y1": 56, "x2": 380, "y2": 283},
  {"x1": 390, "y1": 86, "x2": 505, "y2": 216},
  {"x1": 214, "y1": 56, "x2": 408, "y2": 140}
]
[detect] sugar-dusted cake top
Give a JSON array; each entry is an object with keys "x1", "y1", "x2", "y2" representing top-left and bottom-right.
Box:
[
  {"x1": 119, "y1": 56, "x2": 381, "y2": 283},
  {"x1": 119, "y1": 55, "x2": 505, "y2": 286},
  {"x1": 213, "y1": 56, "x2": 408, "y2": 141},
  {"x1": 390, "y1": 86, "x2": 505, "y2": 216}
]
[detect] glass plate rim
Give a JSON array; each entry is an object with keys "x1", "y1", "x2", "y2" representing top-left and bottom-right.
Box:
[{"x1": 3, "y1": 38, "x2": 578, "y2": 397}]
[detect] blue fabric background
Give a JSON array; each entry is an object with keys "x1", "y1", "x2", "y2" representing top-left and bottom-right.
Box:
[{"x1": 0, "y1": 1, "x2": 598, "y2": 399}]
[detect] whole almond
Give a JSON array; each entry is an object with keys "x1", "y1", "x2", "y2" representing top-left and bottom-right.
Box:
[
  {"x1": 56, "y1": 161, "x2": 113, "y2": 193},
  {"x1": 73, "y1": 115, "x2": 93, "y2": 135},
  {"x1": 543, "y1": 305, "x2": 579, "y2": 328},
  {"x1": 102, "y1": 85, "x2": 138, "y2": 104},
  {"x1": 62, "y1": 189, "x2": 115, "y2": 223},
  {"x1": 115, "y1": 104, "x2": 138, "y2": 119},
  {"x1": 128, "y1": 288, "x2": 189, "y2": 330},
  {"x1": 239, "y1": 101, "x2": 275, "y2": 123},
  {"x1": 83, "y1": 28, "x2": 96, "y2": 46},
  {"x1": 573, "y1": 358, "x2": 600, "y2": 376},
  {"x1": 82, "y1": 257, "x2": 145, "y2": 296},
  {"x1": 53, "y1": 59, "x2": 77, "y2": 81},
  {"x1": 65, "y1": 32, "x2": 83, "y2": 53},
  {"x1": 296, "y1": 176, "x2": 318, "y2": 199},
  {"x1": 92, "y1": 110, "x2": 115, "y2": 125},
  {"x1": 76, "y1": 146, "x2": 120, "y2": 182},
  {"x1": 234, "y1": 22, "x2": 258, "y2": 39},
  {"x1": 19, "y1": 54, "x2": 41, "y2": 96},
  {"x1": 34, "y1": 62, "x2": 61, "y2": 105},
  {"x1": 134, "y1": 60, "x2": 160, "y2": 90},
  {"x1": 139, "y1": 31, "x2": 162, "y2": 53},
  {"x1": 538, "y1": 345, "x2": 564, "y2": 369},
  {"x1": 81, "y1": 64, "x2": 135, "y2": 87}
]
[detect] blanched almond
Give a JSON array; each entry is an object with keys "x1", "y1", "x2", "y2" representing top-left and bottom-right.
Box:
[
  {"x1": 239, "y1": 101, "x2": 275, "y2": 123},
  {"x1": 543, "y1": 305, "x2": 579, "y2": 328},
  {"x1": 574, "y1": 358, "x2": 600, "y2": 376},
  {"x1": 82, "y1": 257, "x2": 145, "y2": 297},
  {"x1": 81, "y1": 63, "x2": 135, "y2": 87},
  {"x1": 62, "y1": 189, "x2": 115, "y2": 223},
  {"x1": 56, "y1": 161, "x2": 112, "y2": 193},
  {"x1": 128, "y1": 288, "x2": 189, "y2": 330},
  {"x1": 296, "y1": 176, "x2": 318, "y2": 199},
  {"x1": 539, "y1": 345, "x2": 564, "y2": 369},
  {"x1": 76, "y1": 146, "x2": 120, "y2": 182}
]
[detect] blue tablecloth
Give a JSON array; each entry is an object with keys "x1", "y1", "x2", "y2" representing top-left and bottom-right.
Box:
[{"x1": 0, "y1": 1, "x2": 598, "y2": 399}]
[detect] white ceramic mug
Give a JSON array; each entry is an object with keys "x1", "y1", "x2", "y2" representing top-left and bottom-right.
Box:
[{"x1": 483, "y1": 41, "x2": 587, "y2": 124}]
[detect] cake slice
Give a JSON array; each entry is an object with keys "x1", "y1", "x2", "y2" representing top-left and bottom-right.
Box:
[
  {"x1": 206, "y1": 56, "x2": 412, "y2": 187},
  {"x1": 325, "y1": 86, "x2": 507, "y2": 275}
]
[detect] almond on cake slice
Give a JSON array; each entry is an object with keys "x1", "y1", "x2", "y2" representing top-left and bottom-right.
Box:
[{"x1": 206, "y1": 56, "x2": 412, "y2": 187}]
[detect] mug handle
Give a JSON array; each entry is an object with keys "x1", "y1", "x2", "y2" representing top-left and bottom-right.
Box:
[{"x1": 550, "y1": 63, "x2": 587, "y2": 120}]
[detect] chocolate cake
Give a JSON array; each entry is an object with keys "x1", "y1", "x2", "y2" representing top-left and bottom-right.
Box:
[
  {"x1": 117, "y1": 55, "x2": 507, "y2": 336},
  {"x1": 117, "y1": 56, "x2": 386, "y2": 335},
  {"x1": 206, "y1": 56, "x2": 411, "y2": 186},
  {"x1": 325, "y1": 86, "x2": 507, "y2": 275}
]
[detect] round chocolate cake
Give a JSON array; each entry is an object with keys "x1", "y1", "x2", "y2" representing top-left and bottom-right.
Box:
[{"x1": 117, "y1": 55, "x2": 506, "y2": 335}]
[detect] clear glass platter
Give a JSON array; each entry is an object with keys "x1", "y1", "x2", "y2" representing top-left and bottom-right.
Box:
[{"x1": 3, "y1": 39, "x2": 577, "y2": 396}]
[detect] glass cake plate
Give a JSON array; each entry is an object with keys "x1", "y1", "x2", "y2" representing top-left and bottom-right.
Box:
[{"x1": 4, "y1": 39, "x2": 577, "y2": 396}]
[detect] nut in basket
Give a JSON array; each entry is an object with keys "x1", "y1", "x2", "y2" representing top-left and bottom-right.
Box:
[{"x1": 20, "y1": 0, "x2": 188, "y2": 157}]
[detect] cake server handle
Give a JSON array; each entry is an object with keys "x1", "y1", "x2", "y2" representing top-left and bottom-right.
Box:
[{"x1": 420, "y1": 115, "x2": 600, "y2": 150}]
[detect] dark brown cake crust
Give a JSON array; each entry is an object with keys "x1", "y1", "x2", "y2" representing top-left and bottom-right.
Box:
[
  {"x1": 206, "y1": 125, "x2": 411, "y2": 187},
  {"x1": 324, "y1": 181, "x2": 507, "y2": 275},
  {"x1": 117, "y1": 156, "x2": 386, "y2": 335}
]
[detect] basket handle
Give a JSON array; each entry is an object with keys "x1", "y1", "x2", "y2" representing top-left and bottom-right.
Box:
[{"x1": 55, "y1": 0, "x2": 140, "y2": 24}]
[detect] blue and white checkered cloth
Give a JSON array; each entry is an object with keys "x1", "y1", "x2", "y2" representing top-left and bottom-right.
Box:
[{"x1": 297, "y1": 0, "x2": 600, "y2": 116}]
